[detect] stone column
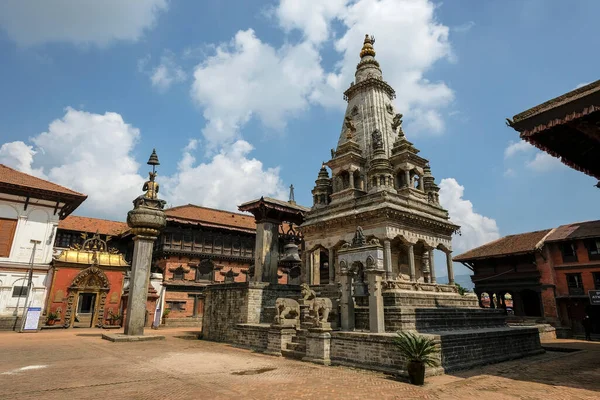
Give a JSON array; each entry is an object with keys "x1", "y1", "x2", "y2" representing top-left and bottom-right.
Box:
[
  {"x1": 418, "y1": 176, "x2": 424, "y2": 191},
  {"x1": 404, "y1": 170, "x2": 410, "y2": 188},
  {"x1": 254, "y1": 219, "x2": 280, "y2": 284},
  {"x1": 429, "y1": 249, "x2": 436, "y2": 284},
  {"x1": 312, "y1": 250, "x2": 320, "y2": 285},
  {"x1": 301, "y1": 250, "x2": 310, "y2": 284},
  {"x1": 349, "y1": 171, "x2": 355, "y2": 188},
  {"x1": 383, "y1": 240, "x2": 392, "y2": 279},
  {"x1": 123, "y1": 181, "x2": 166, "y2": 337},
  {"x1": 339, "y1": 272, "x2": 354, "y2": 331},
  {"x1": 328, "y1": 248, "x2": 335, "y2": 284},
  {"x1": 445, "y1": 251, "x2": 454, "y2": 285},
  {"x1": 407, "y1": 244, "x2": 416, "y2": 282},
  {"x1": 365, "y1": 268, "x2": 385, "y2": 333}
]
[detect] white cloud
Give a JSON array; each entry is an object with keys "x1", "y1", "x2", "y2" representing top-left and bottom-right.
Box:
[
  {"x1": 278, "y1": 0, "x2": 455, "y2": 134},
  {"x1": 2, "y1": 108, "x2": 145, "y2": 219},
  {"x1": 439, "y1": 178, "x2": 500, "y2": 254},
  {"x1": 504, "y1": 140, "x2": 534, "y2": 158},
  {"x1": 526, "y1": 152, "x2": 563, "y2": 172},
  {"x1": 191, "y1": 29, "x2": 324, "y2": 147},
  {"x1": 1, "y1": 107, "x2": 287, "y2": 219},
  {"x1": 276, "y1": 0, "x2": 348, "y2": 44},
  {"x1": 149, "y1": 54, "x2": 187, "y2": 92},
  {"x1": 503, "y1": 168, "x2": 515, "y2": 177},
  {"x1": 0, "y1": 141, "x2": 44, "y2": 177},
  {"x1": 452, "y1": 21, "x2": 475, "y2": 33},
  {"x1": 163, "y1": 140, "x2": 287, "y2": 211},
  {"x1": 0, "y1": 0, "x2": 168, "y2": 47}
]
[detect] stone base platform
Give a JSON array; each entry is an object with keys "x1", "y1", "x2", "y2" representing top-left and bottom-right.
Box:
[
  {"x1": 101, "y1": 333, "x2": 166, "y2": 342},
  {"x1": 383, "y1": 289, "x2": 479, "y2": 308}
]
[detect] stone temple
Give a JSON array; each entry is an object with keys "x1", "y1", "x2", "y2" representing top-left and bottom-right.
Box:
[{"x1": 202, "y1": 35, "x2": 543, "y2": 376}]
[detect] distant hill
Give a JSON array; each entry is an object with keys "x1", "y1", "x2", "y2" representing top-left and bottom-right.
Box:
[{"x1": 437, "y1": 274, "x2": 474, "y2": 291}]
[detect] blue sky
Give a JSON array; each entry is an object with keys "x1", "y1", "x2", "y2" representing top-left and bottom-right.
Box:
[{"x1": 0, "y1": 0, "x2": 598, "y2": 277}]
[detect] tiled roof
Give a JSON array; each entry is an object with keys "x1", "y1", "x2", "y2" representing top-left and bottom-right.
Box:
[
  {"x1": 512, "y1": 80, "x2": 600, "y2": 123},
  {"x1": 0, "y1": 164, "x2": 86, "y2": 198},
  {"x1": 165, "y1": 204, "x2": 257, "y2": 231},
  {"x1": 58, "y1": 215, "x2": 129, "y2": 236},
  {"x1": 454, "y1": 229, "x2": 552, "y2": 262},
  {"x1": 545, "y1": 220, "x2": 600, "y2": 242}
]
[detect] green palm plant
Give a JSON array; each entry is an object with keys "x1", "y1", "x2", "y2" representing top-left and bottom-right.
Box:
[{"x1": 392, "y1": 332, "x2": 438, "y2": 366}]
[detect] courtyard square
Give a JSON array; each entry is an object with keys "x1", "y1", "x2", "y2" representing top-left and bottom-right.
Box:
[{"x1": 0, "y1": 328, "x2": 599, "y2": 400}]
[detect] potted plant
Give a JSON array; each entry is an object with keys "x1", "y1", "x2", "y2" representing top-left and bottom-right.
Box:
[
  {"x1": 46, "y1": 311, "x2": 60, "y2": 326},
  {"x1": 393, "y1": 332, "x2": 438, "y2": 385},
  {"x1": 162, "y1": 308, "x2": 170, "y2": 324},
  {"x1": 110, "y1": 313, "x2": 122, "y2": 326}
]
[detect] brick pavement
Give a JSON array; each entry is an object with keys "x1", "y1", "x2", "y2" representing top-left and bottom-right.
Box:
[{"x1": 0, "y1": 329, "x2": 599, "y2": 400}]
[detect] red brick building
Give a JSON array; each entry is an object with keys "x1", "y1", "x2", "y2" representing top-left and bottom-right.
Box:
[
  {"x1": 47, "y1": 216, "x2": 131, "y2": 328},
  {"x1": 455, "y1": 220, "x2": 600, "y2": 337}
]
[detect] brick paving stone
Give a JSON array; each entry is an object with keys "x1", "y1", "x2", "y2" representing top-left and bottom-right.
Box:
[{"x1": 0, "y1": 329, "x2": 598, "y2": 400}]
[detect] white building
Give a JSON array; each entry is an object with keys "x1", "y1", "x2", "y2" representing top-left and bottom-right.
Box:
[{"x1": 0, "y1": 164, "x2": 86, "y2": 330}]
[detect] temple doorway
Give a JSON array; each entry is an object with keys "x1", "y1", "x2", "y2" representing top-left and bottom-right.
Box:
[{"x1": 74, "y1": 293, "x2": 97, "y2": 328}]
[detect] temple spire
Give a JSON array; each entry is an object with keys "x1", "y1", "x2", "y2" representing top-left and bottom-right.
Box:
[
  {"x1": 288, "y1": 184, "x2": 296, "y2": 205},
  {"x1": 360, "y1": 34, "x2": 376, "y2": 58}
]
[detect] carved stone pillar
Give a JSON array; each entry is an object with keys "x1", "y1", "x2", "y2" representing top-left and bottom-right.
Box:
[
  {"x1": 407, "y1": 244, "x2": 416, "y2": 282},
  {"x1": 383, "y1": 240, "x2": 392, "y2": 279},
  {"x1": 349, "y1": 171, "x2": 355, "y2": 188},
  {"x1": 404, "y1": 170, "x2": 410, "y2": 188},
  {"x1": 429, "y1": 249, "x2": 436, "y2": 284},
  {"x1": 365, "y1": 268, "x2": 385, "y2": 333},
  {"x1": 421, "y1": 249, "x2": 431, "y2": 283},
  {"x1": 339, "y1": 271, "x2": 354, "y2": 331},
  {"x1": 328, "y1": 248, "x2": 335, "y2": 284},
  {"x1": 446, "y1": 251, "x2": 454, "y2": 285},
  {"x1": 254, "y1": 219, "x2": 280, "y2": 284}
]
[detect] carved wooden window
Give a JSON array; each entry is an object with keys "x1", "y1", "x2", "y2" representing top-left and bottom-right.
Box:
[
  {"x1": 214, "y1": 234, "x2": 222, "y2": 253},
  {"x1": 194, "y1": 232, "x2": 203, "y2": 252},
  {"x1": 55, "y1": 232, "x2": 76, "y2": 248},
  {"x1": 0, "y1": 218, "x2": 18, "y2": 258},
  {"x1": 183, "y1": 231, "x2": 193, "y2": 250},
  {"x1": 195, "y1": 261, "x2": 213, "y2": 281},
  {"x1": 166, "y1": 301, "x2": 186, "y2": 311},
  {"x1": 223, "y1": 235, "x2": 232, "y2": 255},
  {"x1": 173, "y1": 267, "x2": 185, "y2": 280},
  {"x1": 204, "y1": 235, "x2": 213, "y2": 253}
]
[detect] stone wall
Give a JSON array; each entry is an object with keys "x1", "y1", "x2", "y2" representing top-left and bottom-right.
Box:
[
  {"x1": 385, "y1": 307, "x2": 507, "y2": 332},
  {"x1": 232, "y1": 324, "x2": 270, "y2": 350},
  {"x1": 330, "y1": 327, "x2": 543, "y2": 376},
  {"x1": 383, "y1": 290, "x2": 479, "y2": 308},
  {"x1": 163, "y1": 317, "x2": 203, "y2": 328},
  {"x1": 202, "y1": 282, "x2": 300, "y2": 342}
]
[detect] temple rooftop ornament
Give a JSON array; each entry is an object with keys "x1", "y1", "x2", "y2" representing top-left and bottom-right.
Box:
[
  {"x1": 360, "y1": 34, "x2": 376, "y2": 58},
  {"x1": 288, "y1": 184, "x2": 296, "y2": 205}
]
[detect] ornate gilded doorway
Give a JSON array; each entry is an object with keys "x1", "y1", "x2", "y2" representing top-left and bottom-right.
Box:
[{"x1": 64, "y1": 266, "x2": 110, "y2": 328}]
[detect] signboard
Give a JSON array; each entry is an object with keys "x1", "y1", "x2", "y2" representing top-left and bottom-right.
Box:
[
  {"x1": 23, "y1": 307, "x2": 41, "y2": 331},
  {"x1": 589, "y1": 290, "x2": 600, "y2": 306}
]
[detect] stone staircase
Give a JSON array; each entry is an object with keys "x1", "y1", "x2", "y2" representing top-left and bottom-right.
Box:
[{"x1": 282, "y1": 329, "x2": 306, "y2": 360}]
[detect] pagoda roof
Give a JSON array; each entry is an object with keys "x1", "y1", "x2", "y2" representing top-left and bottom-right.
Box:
[{"x1": 508, "y1": 80, "x2": 600, "y2": 180}]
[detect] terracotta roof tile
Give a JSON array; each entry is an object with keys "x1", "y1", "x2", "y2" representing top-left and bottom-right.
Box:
[
  {"x1": 454, "y1": 229, "x2": 552, "y2": 262},
  {"x1": 165, "y1": 204, "x2": 257, "y2": 231},
  {"x1": 0, "y1": 164, "x2": 86, "y2": 198},
  {"x1": 58, "y1": 215, "x2": 129, "y2": 236},
  {"x1": 545, "y1": 220, "x2": 600, "y2": 242}
]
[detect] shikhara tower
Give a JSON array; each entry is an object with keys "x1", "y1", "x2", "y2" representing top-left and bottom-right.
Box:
[{"x1": 301, "y1": 35, "x2": 459, "y2": 286}]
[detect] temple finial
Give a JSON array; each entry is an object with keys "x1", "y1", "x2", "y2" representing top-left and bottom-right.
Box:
[
  {"x1": 288, "y1": 184, "x2": 296, "y2": 205},
  {"x1": 360, "y1": 34, "x2": 376, "y2": 58}
]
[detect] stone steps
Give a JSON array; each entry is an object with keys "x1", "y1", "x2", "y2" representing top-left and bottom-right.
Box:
[{"x1": 281, "y1": 349, "x2": 305, "y2": 360}]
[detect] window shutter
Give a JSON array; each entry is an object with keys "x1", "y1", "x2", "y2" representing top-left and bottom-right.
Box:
[{"x1": 0, "y1": 218, "x2": 18, "y2": 258}]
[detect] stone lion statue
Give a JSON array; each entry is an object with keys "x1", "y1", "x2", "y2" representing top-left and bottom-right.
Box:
[
  {"x1": 300, "y1": 283, "x2": 316, "y2": 301},
  {"x1": 274, "y1": 298, "x2": 300, "y2": 325}
]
